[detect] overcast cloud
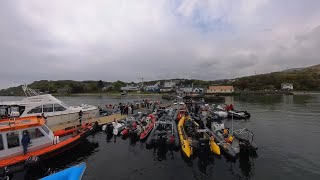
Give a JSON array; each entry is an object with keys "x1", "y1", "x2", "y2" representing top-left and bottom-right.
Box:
[{"x1": 1, "y1": 0, "x2": 320, "y2": 88}]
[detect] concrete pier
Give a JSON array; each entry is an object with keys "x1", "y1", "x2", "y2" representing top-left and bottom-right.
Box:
[
  {"x1": 50, "y1": 113, "x2": 127, "y2": 132},
  {"x1": 49, "y1": 102, "x2": 171, "y2": 132}
]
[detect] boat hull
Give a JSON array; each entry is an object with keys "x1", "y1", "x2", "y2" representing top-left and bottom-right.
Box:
[
  {"x1": 140, "y1": 114, "x2": 156, "y2": 140},
  {"x1": 0, "y1": 123, "x2": 97, "y2": 176},
  {"x1": 41, "y1": 163, "x2": 86, "y2": 180},
  {"x1": 146, "y1": 118, "x2": 179, "y2": 150},
  {"x1": 178, "y1": 116, "x2": 192, "y2": 158}
]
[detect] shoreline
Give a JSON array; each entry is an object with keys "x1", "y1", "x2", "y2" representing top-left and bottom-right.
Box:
[
  {"x1": 1, "y1": 91, "x2": 320, "y2": 97},
  {"x1": 61, "y1": 92, "x2": 162, "y2": 97},
  {"x1": 292, "y1": 91, "x2": 320, "y2": 95}
]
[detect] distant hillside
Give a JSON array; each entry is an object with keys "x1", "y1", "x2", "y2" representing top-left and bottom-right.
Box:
[
  {"x1": 282, "y1": 64, "x2": 320, "y2": 73},
  {"x1": 233, "y1": 64, "x2": 320, "y2": 91},
  {"x1": 0, "y1": 80, "x2": 119, "y2": 96},
  {"x1": 1, "y1": 64, "x2": 319, "y2": 95}
]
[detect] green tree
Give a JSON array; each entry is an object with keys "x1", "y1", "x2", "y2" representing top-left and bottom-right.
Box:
[
  {"x1": 112, "y1": 81, "x2": 126, "y2": 91},
  {"x1": 97, "y1": 80, "x2": 104, "y2": 90}
]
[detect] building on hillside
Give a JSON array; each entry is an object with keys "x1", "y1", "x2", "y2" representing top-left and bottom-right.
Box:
[
  {"x1": 179, "y1": 87, "x2": 193, "y2": 93},
  {"x1": 192, "y1": 87, "x2": 204, "y2": 93},
  {"x1": 281, "y1": 83, "x2": 293, "y2": 91},
  {"x1": 207, "y1": 86, "x2": 234, "y2": 93},
  {"x1": 144, "y1": 81, "x2": 160, "y2": 92},
  {"x1": 177, "y1": 85, "x2": 205, "y2": 95},
  {"x1": 164, "y1": 81, "x2": 176, "y2": 88},
  {"x1": 121, "y1": 85, "x2": 139, "y2": 91}
]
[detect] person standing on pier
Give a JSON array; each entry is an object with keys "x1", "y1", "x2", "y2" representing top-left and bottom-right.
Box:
[
  {"x1": 124, "y1": 105, "x2": 128, "y2": 115},
  {"x1": 119, "y1": 103, "x2": 123, "y2": 115},
  {"x1": 128, "y1": 105, "x2": 132, "y2": 115},
  {"x1": 131, "y1": 104, "x2": 134, "y2": 114},
  {"x1": 78, "y1": 110, "x2": 83, "y2": 125}
]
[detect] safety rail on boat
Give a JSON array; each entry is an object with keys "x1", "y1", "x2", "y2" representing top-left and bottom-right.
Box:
[{"x1": 232, "y1": 128, "x2": 255, "y2": 141}]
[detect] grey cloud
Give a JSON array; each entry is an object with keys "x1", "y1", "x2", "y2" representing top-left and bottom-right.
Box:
[{"x1": 0, "y1": 1, "x2": 320, "y2": 89}]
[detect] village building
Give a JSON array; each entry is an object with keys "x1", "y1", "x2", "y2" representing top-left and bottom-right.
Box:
[
  {"x1": 164, "y1": 81, "x2": 176, "y2": 88},
  {"x1": 144, "y1": 82, "x2": 160, "y2": 92},
  {"x1": 121, "y1": 85, "x2": 139, "y2": 91},
  {"x1": 281, "y1": 83, "x2": 293, "y2": 91},
  {"x1": 207, "y1": 86, "x2": 234, "y2": 93}
]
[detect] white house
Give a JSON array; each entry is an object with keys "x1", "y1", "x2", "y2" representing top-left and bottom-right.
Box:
[
  {"x1": 164, "y1": 81, "x2": 176, "y2": 88},
  {"x1": 144, "y1": 82, "x2": 160, "y2": 92},
  {"x1": 178, "y1": 86, "x2": 205, "y2": 94},
  {"x1": 121, "y1": 85, "x2": 139, "y2": 91},
  {"x1": 281, "y1": 83, "x2": 293, "y2": 90},
  {"x1": 179, "y1": 87, "x2": 193, "y2": 93},
  {"x1": 192, "y1": 87, "x2": 204, "y2": 93}
]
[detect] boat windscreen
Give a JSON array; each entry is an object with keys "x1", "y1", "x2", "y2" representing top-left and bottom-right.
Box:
[
  {"x1": 42, "y1": 125, "x2": 50, "y2": 135},
  {"x1": 61, "y1": 102, "x2": 70, "y2": 108},
  {"x1": 0, "y1": 134, "x2": 3, "y2": 150}
]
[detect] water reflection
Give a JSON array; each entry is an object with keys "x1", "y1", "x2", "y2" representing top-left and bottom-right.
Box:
[
  {"x1": 152, "y1": 144, "x2": 174, "y2": 161},
  {"x1": 234, "y1": 95, "x2": 283, "y2": 105},
  {"x1": 129, "y1": 134, "x2": 140, "y2": 145},
  {"x1": 197, "y1": 151, "x2": 215, "y2": 175},
  {"x1": 12, "y1": 139, "x2": 99, "y2": 180},
  {"x1": 282, "y1": 95, "x2": 294, "y2": 104},
  {"x1": 180, "y1": 151, "x2": 193, "y2": 167},
  {"x1": 46, "y1": 139, "x2": 99, "y2": 169},
  {"x1": 114, "y1": 134, "x2": 117, "y2": 143},
  {"x1": 239, "y1": 150, "x2": 258, "y2": 178},
  {"x1": 292, "y1": 95, "x2": 313, "y2": 104},
  {"x1": 106, "y1": 132, "x2": 113, "y2": 142}
]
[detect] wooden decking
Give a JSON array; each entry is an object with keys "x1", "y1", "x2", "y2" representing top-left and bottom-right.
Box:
[
  {"x1": 49, "y1": 113, "x2": 128, "y2": 132},
  {"x1": 49, "y1": 102, "x2": 171, "y2": 132}
]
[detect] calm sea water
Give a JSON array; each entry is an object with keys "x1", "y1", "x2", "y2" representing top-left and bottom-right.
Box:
[{"x1": 1, "y1": 95, "x2": 320, "y2": 180}]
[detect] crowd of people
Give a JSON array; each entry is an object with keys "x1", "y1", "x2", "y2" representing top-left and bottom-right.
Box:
[{"x1": 99, "y1": 99, "x2": 163, "y2": 116}]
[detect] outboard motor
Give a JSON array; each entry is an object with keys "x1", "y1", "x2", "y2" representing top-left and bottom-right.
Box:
[
  {"x1": 0, "y1": 167, "x2": 9, "y2": 179},
  {"x1": 25, "y1": 156, "x2": 46, "y2": 172},
  {"x1": 198, "y1": 138, "x2": 209, "y2": 149}
]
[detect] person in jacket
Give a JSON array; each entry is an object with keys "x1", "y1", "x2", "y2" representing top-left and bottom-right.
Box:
[
  {"x1": 78, "y1": 110, "x2": 83, "y2": 125},
  {"x1": 21, "y1": 131, "x2": 31, "y2": 155}
]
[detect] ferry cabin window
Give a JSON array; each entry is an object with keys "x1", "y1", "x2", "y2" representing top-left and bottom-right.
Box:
[
  {"x1": 54, "y1": 104, "x2": 66, "y2": 112},
  {"x1": 43, "y1": 104, "x2": 53, "y2": 113},
  {"x1": 0, "y1": 134, "x2": 3, "y2": 150},
  {"x1": 24, "y1": 129, "x2": 44, "y2": 140},
  {"x1": 7, "y1": 132, "x2": 20, "y2": 148},
  {"x1": 0, "y1": 108, "x2": 6, "y2": 116},
  {"x1": 11, "y1": 106, "x2": 19, "y2": 112},
  {"x1": 28, "y1": 106, "x2": 42, "y2": 114},
  {"x1": 42, "y1": 125, "x2": 50, "y2": 135}
]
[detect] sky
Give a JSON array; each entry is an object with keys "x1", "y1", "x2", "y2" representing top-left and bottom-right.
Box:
[{"x1": 1, "y1": 0, "x2": 320, "y2": 89}]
